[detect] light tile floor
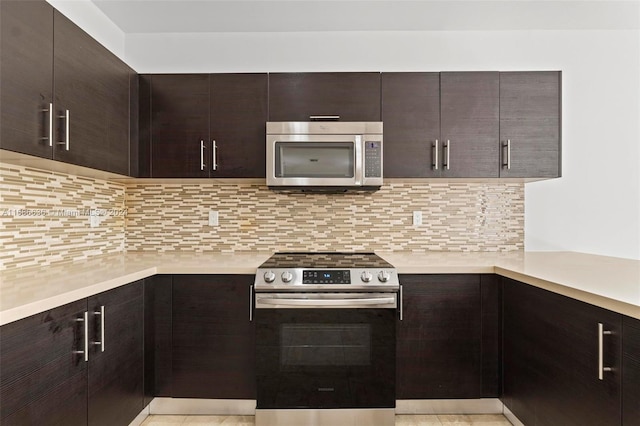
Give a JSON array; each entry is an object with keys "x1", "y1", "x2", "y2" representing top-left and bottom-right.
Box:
[{"x1": 141, "y1": 414, "x2": 512, "y2": 425}]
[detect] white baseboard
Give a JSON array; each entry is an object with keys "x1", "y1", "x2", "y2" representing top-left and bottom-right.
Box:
[
  {"x1": 396, "y1": 399, "x2": 503, "y2": 415},
  {"x1": 149, "y1": 398, "x2": 256, "y2": 415},
  {"x1": 503, "y1": 405, "x2": 525, "y2": 426},
  {"x1": 144, "y1": 398, "x2": 509, "y2": 420},
  {"x1": 128, "y1": 405, "x2": 150, "y2": 426}
]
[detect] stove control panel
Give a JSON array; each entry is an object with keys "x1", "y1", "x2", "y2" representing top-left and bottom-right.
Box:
[
  {"x1": 256, "y1": 268, "x2": 399, "y2": 290},
  {"x1": 303, "y1": 270, "x2": 351, "y2": 284}
]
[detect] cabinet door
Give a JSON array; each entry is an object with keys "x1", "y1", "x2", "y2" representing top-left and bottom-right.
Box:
[
  {"x1": 0, "y1": 300, "x2": 88, "y2": 426},
  {"x1": 623, "y1": 316, "x2": 640, "y2": 426},
  {"x1": 503, "y1": 278, "x2": 622, "y2": 426},
  {"x1": 0, "y1": 0, "x2": 54, "y2": 158},
  {"x1": 144, "y1": 275, "x2": 173, "y2": 401},
  {"x1": 53, "y1": 11, "x2": 130, "y2": 175},
  {"x1": 149, "y1": 74, "x2": 210, "y2": 177},
  {"x1": 381, "y1": 73, "x2": 441, "y2": 177},
  {"x1": 440, "y1": 72, "x2": 499, "y2": 177},
  {"x1": 269, "y1": 72, "x2": 381, "y2": 121},
  {"x1": 397, "y1": 274, "x2": 481, "y2": 398},
  {"x1": 500, "y1": 71, "x2": 561, "y2": 178},
  {"x1": 172, "y1": 275, "x2": 255, "y2": 398},
  {"x1": 210, "y1": 73, "x2": 268, "y2": 177},
  {"x1": 87, "y1": 281, "x2": 144, "y2": 426}
]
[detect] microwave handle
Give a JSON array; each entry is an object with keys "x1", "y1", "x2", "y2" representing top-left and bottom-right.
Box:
[
  {"x1": 309, "y1": 115, "x2": 340, "y2": 121},
  {"x1": 354, "y1": 135, "x2": 363, "y2": 184}
]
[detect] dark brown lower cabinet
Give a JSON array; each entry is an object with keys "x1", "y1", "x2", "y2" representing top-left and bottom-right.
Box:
[
  {"x1": 0, "y1": 281, "x2": 144, "y2": 426},
  {"x1": 397, "y1": 274, "x2": 485, "y2": 398},
  {"x1": 87, "y1": 281, "x2": 144, "y2": 426},
  {"x1": 503, "y1": 278, "x2": 622, "y2": 426},
  {"x1": 623, "y1": 316, "x2": 640, "y2": 425},
  {"x1": 172, "y1": 275, "x2": 255, "y2": 399},
  {"x1": 0, "y1": 300, "x2": 88, "y2": 426}
]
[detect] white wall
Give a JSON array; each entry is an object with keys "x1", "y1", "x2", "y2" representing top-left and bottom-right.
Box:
[{"x1": 127, "y1": 29, "x2": 640, "y2": 260}]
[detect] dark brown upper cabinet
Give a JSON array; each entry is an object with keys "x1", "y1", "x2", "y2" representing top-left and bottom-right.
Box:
[
  {"x1": 440, "y1": 72, "x2": 500, "y2": 178},
  {"x1": 145, "y1": 74, "x2": 211, "y2": 178},
  {"x1": 381, "y1": 73, "x2": 441, "y2": 177},
  {"x1": 210, "y1": 73, "x2": 268, "y2": 177},
  {"x1": 499, "y1": 71, "x2": 561, "y2": 178},
  {"x1": 0, "y1": 0, "x2": 54, "y2": 158},
  {"x1": 0, "y1": 1, "x2": 133, "y2": 176},
  {"x1": 53, "y1": 11, "x2": 132, "y2": 176},
  {"x1": 268, "y1": 72, "x2": 381, "y2": 121},
  {"x1": 142, "y1": 73, "x2": 268, "y2": 178}
]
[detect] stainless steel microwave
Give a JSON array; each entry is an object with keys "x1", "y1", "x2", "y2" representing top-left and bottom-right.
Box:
[{"x1": 266, "y1": 122, "x2": 383, "y2": 191}]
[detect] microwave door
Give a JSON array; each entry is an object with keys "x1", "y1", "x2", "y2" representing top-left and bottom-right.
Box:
[{"x1": 270, "y1": 136, "x2": 359, "y2": 186}]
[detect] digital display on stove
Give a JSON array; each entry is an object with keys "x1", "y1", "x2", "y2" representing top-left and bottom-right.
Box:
[{"x1": 303, "y1": 270, "x2": 351, "y2": 284}]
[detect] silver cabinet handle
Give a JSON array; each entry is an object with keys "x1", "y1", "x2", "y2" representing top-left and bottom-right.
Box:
[
  {"x1": 92, "y1": 305, "x2": 105, "y2": 352},
  {"x1": 598, "y1": 322, "x2": 613, "y2": 380},
  {"x1": 41, "y1": 103, "x2": 53, "y2": 146},
  {"x1": 212, "y1": 140, "x2": 218, "y2": 171},
  {"x1": 399, "y1": 285, "x2": 403, "y2": 321},
  {"x1": 443, "y1": 140, "x2": 451, "y2": 170},
  {"x1": 432, "y1": 139, "x2": 439, "y2": 170},
  {"x1": 309, "y1": 115, "x2": 340, "y2": 121},
  {"x1": 74, "y1": 311, "x2": 89, "y2": 362},
  {"x1": 249, "y1": 285, "x2": 254, "y2": 322},
  {"x1": 58, "y1": 110, "x2": 70, "y2": 151},
  {"x1": 200, "y1": 140, "x2": 206, "y2": 171},
  {"x1": 503, "y1": 139, "x2": 512, "y2": 170}
]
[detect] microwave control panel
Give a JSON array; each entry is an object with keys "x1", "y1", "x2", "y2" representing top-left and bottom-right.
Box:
[{"x1": 364, "y1": 141, "x2": 382, "y2": 178}]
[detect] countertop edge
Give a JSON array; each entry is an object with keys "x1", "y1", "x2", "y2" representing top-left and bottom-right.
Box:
[
  {"x1": 0, "y1": 267, "x2": 158, "y2": 326},
  {"x1": 496, "y1": 267, "x2": 640, "y2": 320}
]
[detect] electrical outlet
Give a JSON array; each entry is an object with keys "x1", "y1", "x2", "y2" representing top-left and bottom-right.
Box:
[
  {"x1": 413, "y1": 211, "x2": 422, "y2": 226},
  {"x1": 89, "y1": 215, "x2": 100, "y2": 228},
  {"x1": 208, "y1": 211, "x2": 219, "y2": 226}
]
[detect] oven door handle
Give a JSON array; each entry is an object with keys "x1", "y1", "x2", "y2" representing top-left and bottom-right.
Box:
[{"x1": 256, "y1": 296, "x2": 396, "y2": 309}]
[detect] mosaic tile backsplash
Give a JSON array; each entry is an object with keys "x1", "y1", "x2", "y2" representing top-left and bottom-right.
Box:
[
  {"x1": 125, "y1": 181, "x2": 524, "y2": 253},
  {"x1": 1, "y1": 160, "x2": 524, "y2": 270},
  {"x1": 0, "y1": 164, "x2": 126, "y2": 270}
]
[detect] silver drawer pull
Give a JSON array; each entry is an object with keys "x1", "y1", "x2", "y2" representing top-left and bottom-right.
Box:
[
  {"x1": 58, "y1": 110, "x2": 70, "y2": 151},
  {"x1": 432, "y1": 140, "x2": 439, "y2": 170},
  {"x1": 200, "y1": 140, "x2": 206, "y2": 171},
  {"x1": 73, "y1": 311, "x2": 89, "y2": 362},
  {"x1": 41, "y1": 103, "x2": 53, "y2": 146},
  {"x1": 443, "y1": 140, "x2": 451, "y2": 170},
  {"x1": 212, "y1": 140, "x2": 218, "y2": 171},
  {"x1": 92, "y1": 305, "x2": 105, "y2": 352},
  {"x1": 598, "y1": 322, "x2": 613, "y2": 380}
]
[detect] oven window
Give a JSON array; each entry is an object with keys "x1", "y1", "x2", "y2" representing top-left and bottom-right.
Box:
[
  {"x1": 280, "y1": 324, "x2": 371, "y2": 367},
  {"x1": 275, "y1": 142, "x2": 354, "y2": 178}
]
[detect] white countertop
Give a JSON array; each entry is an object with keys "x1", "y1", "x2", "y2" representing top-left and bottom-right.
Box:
[{"x1": 1, "y1": 251, "x2": 639, "y2": 325}]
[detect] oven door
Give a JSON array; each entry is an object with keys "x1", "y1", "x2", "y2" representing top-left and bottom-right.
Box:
[
  {"x1": 255, "y1": 293, "x2": 396, "y2": 410},
  {"x1": 266, "y1": 134, "x2": 363, "y2": 187}
]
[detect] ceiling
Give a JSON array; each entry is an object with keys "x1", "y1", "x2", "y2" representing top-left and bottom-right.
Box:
[{"x1": 90, "y1": 0, "x2": 640, "y2": 33}]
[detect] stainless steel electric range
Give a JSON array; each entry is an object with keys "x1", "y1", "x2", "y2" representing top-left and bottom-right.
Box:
[{"x1": 254, "y1": 252, "x2": 400, "y2": 426}]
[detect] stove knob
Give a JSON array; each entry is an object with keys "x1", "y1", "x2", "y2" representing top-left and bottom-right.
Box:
[
  {"x1": 281, "y1": 271, "x2": 293, "y2": 283},
  {"x1": 263, "y1": 271, "x2": 276, "y2": 283},
  {"x1": 378, "y1": 271, "x2": 391, "y2": 283},
  {"x1": 361, "y1": 271, "x2": 373, "y2": 283}
]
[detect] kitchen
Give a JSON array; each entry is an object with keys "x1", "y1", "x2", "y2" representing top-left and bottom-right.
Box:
[{"x1": 1, "y1": 1, "x2": 639, "y2": 426}]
